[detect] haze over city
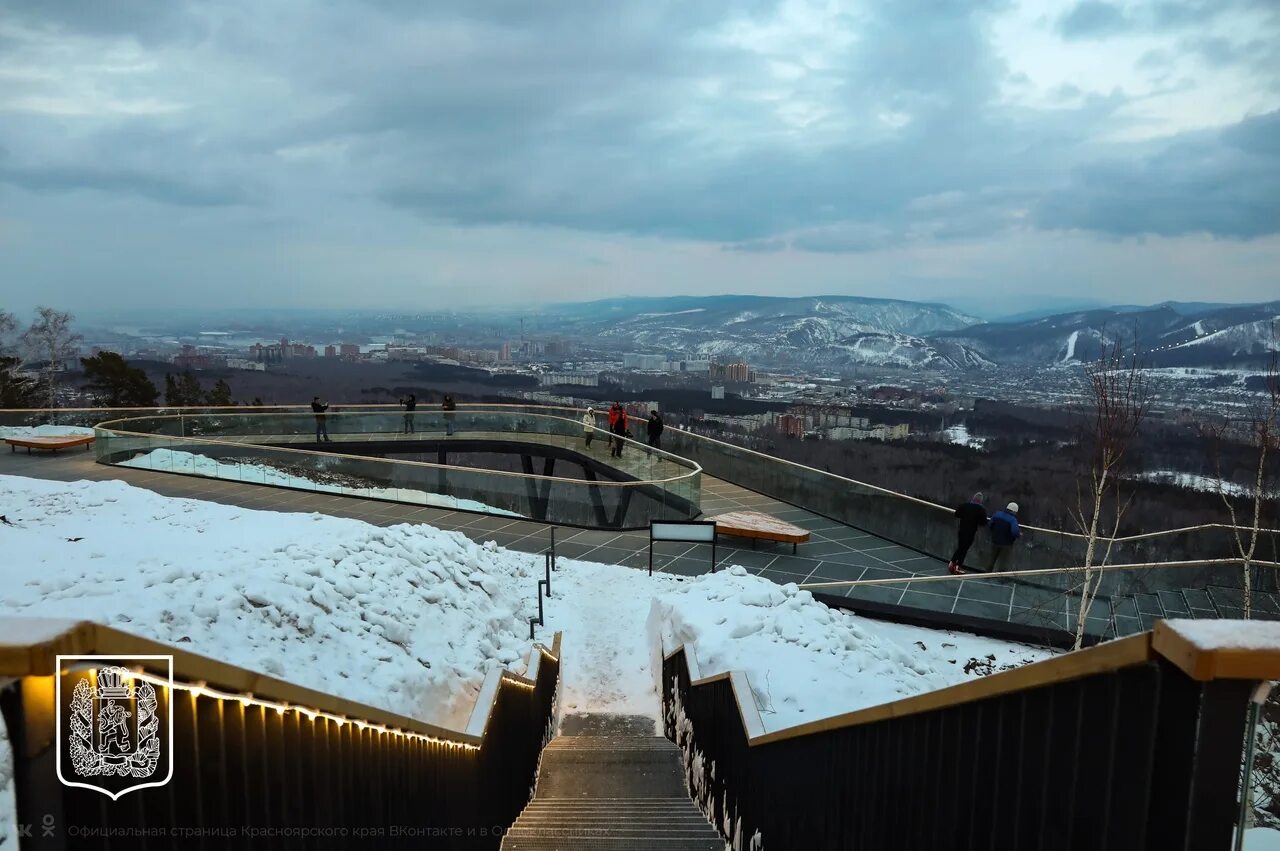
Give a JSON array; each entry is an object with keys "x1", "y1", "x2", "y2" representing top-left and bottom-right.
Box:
[{"x1": 1, "y1": 0, "x2": 1278, "y2": 316}]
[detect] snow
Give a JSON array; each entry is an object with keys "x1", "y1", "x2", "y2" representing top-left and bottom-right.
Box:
[
  {"x1": 0, "y1": 425, "x2": 95, "y2": 438},
  {"x1": 1166, "y1": 619, "x2": 1280, "y2": 651},
  {"x1": 1061, "y1": 329, "x2": 1079, "y2": 362},
  {"x1": 1, "y1": 474, "x2": 1057, "y2": 838},
  {"x1": 646, "y1": 567, "x2": 1054, "y2": 730},
  {"x1": 0, "y1": 475, "x2": 539, "y2": 731},
  {"x1": 120, "y1": 447, "x2": 519, "y2": 515},
  {"x1": 1134, "y1": 469, "x2": 1271, "y2": 499},
  {"x1": 942, "y1": 423, "x2": 987, "y2": 449},
  {"x1": 1248, "y1": 828, "x2": 1280, "y2": 850},
  {"x1": 0, "y1": 723, "x2": 11, "y2": 849}
]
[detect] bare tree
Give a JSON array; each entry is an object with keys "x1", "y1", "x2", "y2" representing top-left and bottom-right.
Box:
[
  {"x1": 1201, "y1": 342, "x2": 1279, "y2": 619},
  {"x1": 20, "y1": 307, "x2": 81, "y2": 410},
  {"x1": 1069, "y1": 334, "x2": 1150, "y2": 650}
]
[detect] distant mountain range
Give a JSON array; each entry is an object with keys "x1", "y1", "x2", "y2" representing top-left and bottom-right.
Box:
[{"x1": 545, "y1": 295, "x2": 1280, "y2": 371}]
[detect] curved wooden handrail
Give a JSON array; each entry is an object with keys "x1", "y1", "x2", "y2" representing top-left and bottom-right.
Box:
[
  {"x1": 0, "y1": 617, "x2": 561, "y2": 749},
  {"x1": 5, "y1": 402, "x2": 1277, "y2": 541},
  {"x1": 663, "y1": 619, "x2": 1280, "y2": 748},
  {"x1": 800, "y1": 557, "x2": 1280, "y2": 591}
]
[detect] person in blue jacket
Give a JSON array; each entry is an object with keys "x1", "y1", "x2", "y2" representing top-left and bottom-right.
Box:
[{"x1": 987, "y1": 502, "x2": 1021, "y2": 572}]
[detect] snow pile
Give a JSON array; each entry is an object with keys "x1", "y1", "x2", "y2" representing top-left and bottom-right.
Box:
[
  {"x1": 120, "y1": 447, "x2": 520, "y2": 515},
  {"x1": 0, "y1": 424, "x2": 95, "y2": 438},
  {"x1": 942, "y1": 423, "x2": 986, "y2": 450},
  {"x1": 0, "y1": 475, "x2": 539, "y2": 730},
  {"x1": 647, "y1": 567, "x2": 1053, "y2": 731}
]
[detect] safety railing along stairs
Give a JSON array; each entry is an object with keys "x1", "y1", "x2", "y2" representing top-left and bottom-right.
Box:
[
  {"x1": 0, "y1": 618, "x2": 562, "y2": 851},
  {"x1": 663, "y1": 619, "x2": 1280, "y2": 851},
  {"x1": 500, "y1": 715, "x2": 721, "y2": 851}
]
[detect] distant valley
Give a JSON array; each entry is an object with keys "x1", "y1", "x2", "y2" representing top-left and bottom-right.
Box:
[{"x1": 538, "y1": 295, "x2": 1280, "y2": 372}]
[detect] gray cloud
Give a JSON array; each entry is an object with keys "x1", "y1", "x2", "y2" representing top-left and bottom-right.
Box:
[
  {"x1": 1036, "y1": 110, "x2": 1280, "y2": 238},
  {"x1": 1057, "y1": 1, "x2": 1133, "y2": 39},
  {"x1": 0, "y1": 0, "x2": 1277, "y2": 313}
]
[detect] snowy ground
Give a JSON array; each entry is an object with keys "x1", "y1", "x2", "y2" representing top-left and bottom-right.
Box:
[
  {"x1": 1134, "y1": 469, "x2": 1274, "y2": 500},
  {"x1": 121, "y1": 447, "x2": 520, "y2": 515},
  {"x1": 0, "y1": 425, "x2": 94, "y2": 438},
  {"x1": 18, "y1": 472, "x2": 1246, "y2": 845},
  {"x1": 941, "y1": 423, "x2": 986, "y2": 450}
]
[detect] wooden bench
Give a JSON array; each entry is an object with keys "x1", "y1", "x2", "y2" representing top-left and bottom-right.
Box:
[
  {"x1": 5, "y1": 435, "x2": 95, "y2": 454},
  {"x1": 708, "y1": 510, "x2": 811, "y2": 553}
]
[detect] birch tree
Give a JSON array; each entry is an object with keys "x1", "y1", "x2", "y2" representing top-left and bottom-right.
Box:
[
  {"x1": 20, "y1": 307, "x2": 81, "y2": 410},
  {"x1": 1201, "y1": 345, "x2": 1279, "y2": 619},
  {"x1": 1070, "y1": 335, "x2": 1150, "y2": 650}
]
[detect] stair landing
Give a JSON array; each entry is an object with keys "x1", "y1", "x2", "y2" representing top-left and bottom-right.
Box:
[{"x1": 500, "y1": 714, "x2": 722, "y2": 851}]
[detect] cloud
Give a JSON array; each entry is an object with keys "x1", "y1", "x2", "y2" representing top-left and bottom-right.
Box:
[
  {"x1": 0, "y1": 164, "x2": 247, "y2": 207},
  {"x1": 1036, "y1": 109, "x2": 1280, "y2": 238},
  {"x1": 1057, "y1": 2, "x2": 1133, "y2": 40},
  {"x1": 0, "y1": 0, "x2": 1277, "y2": 311}
]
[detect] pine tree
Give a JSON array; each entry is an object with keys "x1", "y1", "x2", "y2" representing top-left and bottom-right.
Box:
[
  {"x1": 164, "y1": 371, "x2": 204, "y2": 406},
  {"x1": 80, "y1": 352, "x2": 159, "y2": 407},
  {"x1": 205, "y1": 378, "x2": 235, "y2": 407}
]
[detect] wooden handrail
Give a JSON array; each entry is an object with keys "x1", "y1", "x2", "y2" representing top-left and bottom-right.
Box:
[
  {"x1": 5, "y1": 403, "x2": 1278, "y2": 540},
  {"x1": 800, "y1": 558, "x2": 1280, "y2": 591},
  {"x1": 664, "y1": 619, "x2": 1280, "y2": 748},
  {"x1": 0, "y1": 617, "x2": 561, "y2": 749}
]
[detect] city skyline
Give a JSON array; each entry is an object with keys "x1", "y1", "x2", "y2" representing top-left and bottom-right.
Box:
[{"x1": 1, "y1": 0, "x2": 1277, "y2": 314}]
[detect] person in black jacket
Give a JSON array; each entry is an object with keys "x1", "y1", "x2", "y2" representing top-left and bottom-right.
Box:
[
  {"x1": 646, "y1": 411, "x2": 664, "y2": 449},
  {"x1": 399, "y1": 393, "x2": 416, "y2": 433},
  {"x1": 442, "y1": 394, "x2": 457, "y2": 435},
  {"x1": 311, "y1": 396, "x2": 331, "y2": 442},
  {"x1": 948, "y1": 492, "x2": 987, "y2": 575}
]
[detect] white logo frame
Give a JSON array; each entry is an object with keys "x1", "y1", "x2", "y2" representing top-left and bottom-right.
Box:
[{"x1": 55, "y1": 655, "x2": 175, "y2": 800}]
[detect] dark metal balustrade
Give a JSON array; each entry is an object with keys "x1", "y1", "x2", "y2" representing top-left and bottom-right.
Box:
[
  {"x1": 0, "y1": 619, "x2": 561, "y2": 850},
  {"x1": 661, "y1": 620, "x2": 1280, "y2": 851}
]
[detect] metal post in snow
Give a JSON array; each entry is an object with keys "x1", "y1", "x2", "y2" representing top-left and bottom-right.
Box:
[{"x1": 1235, "y1": 682, "x2": 1273, "y2": 851}]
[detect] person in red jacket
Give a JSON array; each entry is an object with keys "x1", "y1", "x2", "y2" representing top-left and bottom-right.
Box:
[{"x1": 607, "y1": 402, "x2": 625, "y2": 457}]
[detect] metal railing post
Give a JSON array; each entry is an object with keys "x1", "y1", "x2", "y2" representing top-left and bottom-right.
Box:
[{"x1": 1235, "y1": 682, "x2": 1273, "y2": 851}]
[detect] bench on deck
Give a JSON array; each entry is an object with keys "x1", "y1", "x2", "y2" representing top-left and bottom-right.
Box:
[
  {"x1": 708, "y1": 510, "x2": 810, "y2": 553},
  {"x1": 5, "y1": 435, "x2": 95, "y2": 454}
]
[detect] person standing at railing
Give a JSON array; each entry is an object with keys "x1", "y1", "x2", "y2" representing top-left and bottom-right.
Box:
[
  {"x1": 987, "y1": 502, "x2": 1021, "y2": 572},
  {"x1": 647, "y1": 410, "x2": 664, "y2": 449},
  {"x1": 609, "y1": 402, "x2": 628, "y2": 457},
  {"x1": 948, "y1": 492, "x2": 987, "y2": 575},
  {"x1": 442, "y1": 394, "x2": 457, "y2": 436},
  {"x1": 311, "y1": 396, "x2": 331, "y2": 442},
  {"x1": 399, "y1": 393, "x2": 417, "y2": 434},
  {"x1": 582, "y1": 407, "x2": 597, "y2": 447}
]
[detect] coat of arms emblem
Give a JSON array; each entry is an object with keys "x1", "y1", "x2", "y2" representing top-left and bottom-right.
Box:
[{"x1": 56, "y1": 655, "x2": 174, "y2": 799}]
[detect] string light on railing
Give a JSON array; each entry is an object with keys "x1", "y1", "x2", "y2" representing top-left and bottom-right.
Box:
[{"x1": 98, "y1": 666, "x2": 483, "y2": 752}]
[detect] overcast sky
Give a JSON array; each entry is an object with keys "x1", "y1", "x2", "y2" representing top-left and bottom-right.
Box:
[{"x1": 1, "y1": 0, "x2": 1277, "y2": 318}]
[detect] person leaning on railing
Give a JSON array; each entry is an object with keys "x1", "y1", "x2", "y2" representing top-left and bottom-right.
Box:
[
  {"x1": 582, "y1": 407, "x2": 596, "y2": 447},
  {"x1": 948, "y1": 492, "x2": 988, "y2": 575},
  {"x1": 987, "y1": 502, "x2": 1021, "y2": 572}
]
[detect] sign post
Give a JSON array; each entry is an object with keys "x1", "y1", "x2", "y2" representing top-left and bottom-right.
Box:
[{"x1": 649, "y1": 520, "x2": 718, "y2": 576}]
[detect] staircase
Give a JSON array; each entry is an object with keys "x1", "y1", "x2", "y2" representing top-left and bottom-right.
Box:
[
  {"x1": 1106, "y1": 585, "x2": 1280, "y2": 637},
  {"x1": 500, "y1": 714, "x2": 723, "y2": 851}
]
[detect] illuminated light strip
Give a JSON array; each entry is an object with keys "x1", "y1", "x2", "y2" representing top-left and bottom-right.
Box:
[{"x1": 59, "y1": 664, "x2": 483, "y2": 751}]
